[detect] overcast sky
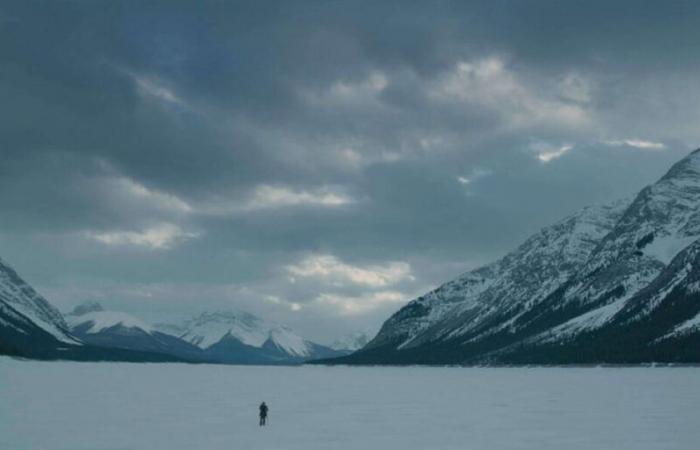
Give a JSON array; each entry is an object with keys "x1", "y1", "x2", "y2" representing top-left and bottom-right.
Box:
[{"x1": 2, "y1": 1, "x2": 699, "y2": 343}]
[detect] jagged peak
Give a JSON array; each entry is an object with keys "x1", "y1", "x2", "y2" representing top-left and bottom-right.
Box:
[{"x1": 175, "y1": 307, "x2": 312, "y2": 355}]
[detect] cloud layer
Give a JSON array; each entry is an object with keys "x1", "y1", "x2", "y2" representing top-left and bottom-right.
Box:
[{"x1": 1, "y1": 1, "x2": 698, "y2": 342}]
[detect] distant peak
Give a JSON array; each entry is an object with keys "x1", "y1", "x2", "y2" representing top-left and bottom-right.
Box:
[
  {"x1": 330, "y1": 331, "x2": 372, "y2": 351},
  {"x1": 68, "y1": 310, "x2": 153, "y2": 334}
]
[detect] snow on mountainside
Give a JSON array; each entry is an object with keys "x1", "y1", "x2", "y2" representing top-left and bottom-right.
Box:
[
  {"x1": 499, "y1": 237, "x2": 700, "y2": 363},
  {"x1": 330, "y1": 332, "x2": 373, "y2": 352},
  {"x1": 175, "y1": 310, "x2": 311, "y2": 357},
  {"x1": 530, "y1": 148, "x2": 700, "y2": 343},
  {"x1": 0, "y1": 257, "x2": 77, "y2": 345},
  {"x1": 66, "y1": 302, "x2": 203, "y2": 361},
  {"x1": 165, "y1": 309, "x2": 345, "y2": 363},
  {"x1": 0, "y1": 265, "x2": 206, "y2": 363},
  {"x1": 364, "y1": 197, "x2": 629, "y2": 353},
  {"x1": 266, "y1": 327, "x2": 312, "y2": 357},
  {"x1": 59, "y1": 303, "x2": 340, "y2": 364},
  {"x1": 334, "y1": 149, "x2": 700, "y2": 365},
  {"x1": 67, "y1": 310, "x2": 154, "y2": 335},
  {"x1": 556, "y1": 148, "x2": 700, "y2": 311},
  {"x1": 177, "y1": 310, "x2": 272, "y2": 349}
]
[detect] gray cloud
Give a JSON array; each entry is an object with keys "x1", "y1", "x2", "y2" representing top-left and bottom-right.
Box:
[{"x1": 1, "y1": 1, "x2": 698, "y2": 343}]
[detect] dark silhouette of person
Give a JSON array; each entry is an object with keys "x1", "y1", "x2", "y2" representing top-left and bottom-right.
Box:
[{"x1": 259, "y1": 401, "x2": 268, "y2": 426}]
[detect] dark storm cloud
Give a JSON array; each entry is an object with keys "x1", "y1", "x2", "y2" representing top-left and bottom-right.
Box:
[{"x1": 1, "y1": 0, "x2": 699, "y2": 342}]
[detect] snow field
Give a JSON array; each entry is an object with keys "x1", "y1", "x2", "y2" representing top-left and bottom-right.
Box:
[{"x1": 1, "y1": 358, "x2": 698, "y2": 450}]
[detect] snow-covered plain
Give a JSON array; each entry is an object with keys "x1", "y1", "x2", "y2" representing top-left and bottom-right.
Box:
[{"x1": 1, "y1": 358, "x2": 698, "y2": 450}]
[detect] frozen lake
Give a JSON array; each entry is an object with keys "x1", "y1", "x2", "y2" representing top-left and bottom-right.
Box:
[{"x1": 1, "y1": 358, "x2": 698, "y2": 450}]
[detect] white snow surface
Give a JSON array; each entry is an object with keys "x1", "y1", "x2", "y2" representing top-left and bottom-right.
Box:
[
  {"x1": 66, "y1": 310, "x2": 154, "y2": 334},
  {"x1": 643, "y1": 235, "x2": 699, "y2": 265},
  {"x1": 1, "y1": 359, "x2": 699, "y2": 450},
  {"x1": 174, "y1": 310, "x2": 312, "y2": 356}
]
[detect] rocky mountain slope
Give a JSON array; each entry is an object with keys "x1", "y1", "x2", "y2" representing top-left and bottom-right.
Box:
[{"x1": 329, "y1": 149, "x2": 700, "y2": 365}]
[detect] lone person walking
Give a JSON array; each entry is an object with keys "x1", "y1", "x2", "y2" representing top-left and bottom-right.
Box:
[{"x1": 259, "y1": 401, "x2": 268, "y2": 426}]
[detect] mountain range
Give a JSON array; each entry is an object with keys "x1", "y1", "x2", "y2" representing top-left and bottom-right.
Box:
[
  {"x1": 0, "y1": 269, "x2": 346, "y2": 364},
  {"x1": 66, "y1": 302, "x2": 347, "y2": 364},
  {"x1": 0, "y1": 260, "x2": 187, "y2": 363},
  {"x1": 326, "y1": 148, "x2": 700, "y2": 365},
  {"x1": 65, "y1": 302, "x2": 204, "y2": 361},
  {"x1": 3, "y1": 149, "x2": 700, "y2": 365},
  {"x1": 156, "y1": 309, "x2": 344, "y2": 364}
]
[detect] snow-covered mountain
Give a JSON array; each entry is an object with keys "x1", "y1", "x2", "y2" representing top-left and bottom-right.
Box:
[
  {"x1": 66, "y1": 302, "x2": 203, "y2": 360},
  {"x1": 0, "y1": 258, "x2": 335, "y2": 365},
  {"x1": 330, "y1": 331, "x2": 373, "y2": 352},
  {"x1": 348, "y1": 197, "x2": 630, "y2": 361},
  {"x1": 67, "y1": 305, "x2": 153, "y2": 335},
  {"x1": 0, "y1": 257, "x2": 80, "y2": 357},
  {"x1": 0, "y1": 258, "x2": 193, "y2": 362},
  {"x1": 500, "y1": 237, "x2": 700, "y2": 363},
  {"x1": 62, "y1": 301, "x2": 339, "y2": 365},
  {"x1": 331, "y1": 149, "x2": 700, "y2": 365},
  {"x1": 160, "y1": 310, "x2": 343, "y2": 364}
]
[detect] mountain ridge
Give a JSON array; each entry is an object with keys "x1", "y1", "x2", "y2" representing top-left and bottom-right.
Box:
[
  {"x1": 323, "y1": 148, "x2": 700, "y2": 365},
  {"x1": 162, "y1": 309, "x2": 344, "y2": 364}
]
